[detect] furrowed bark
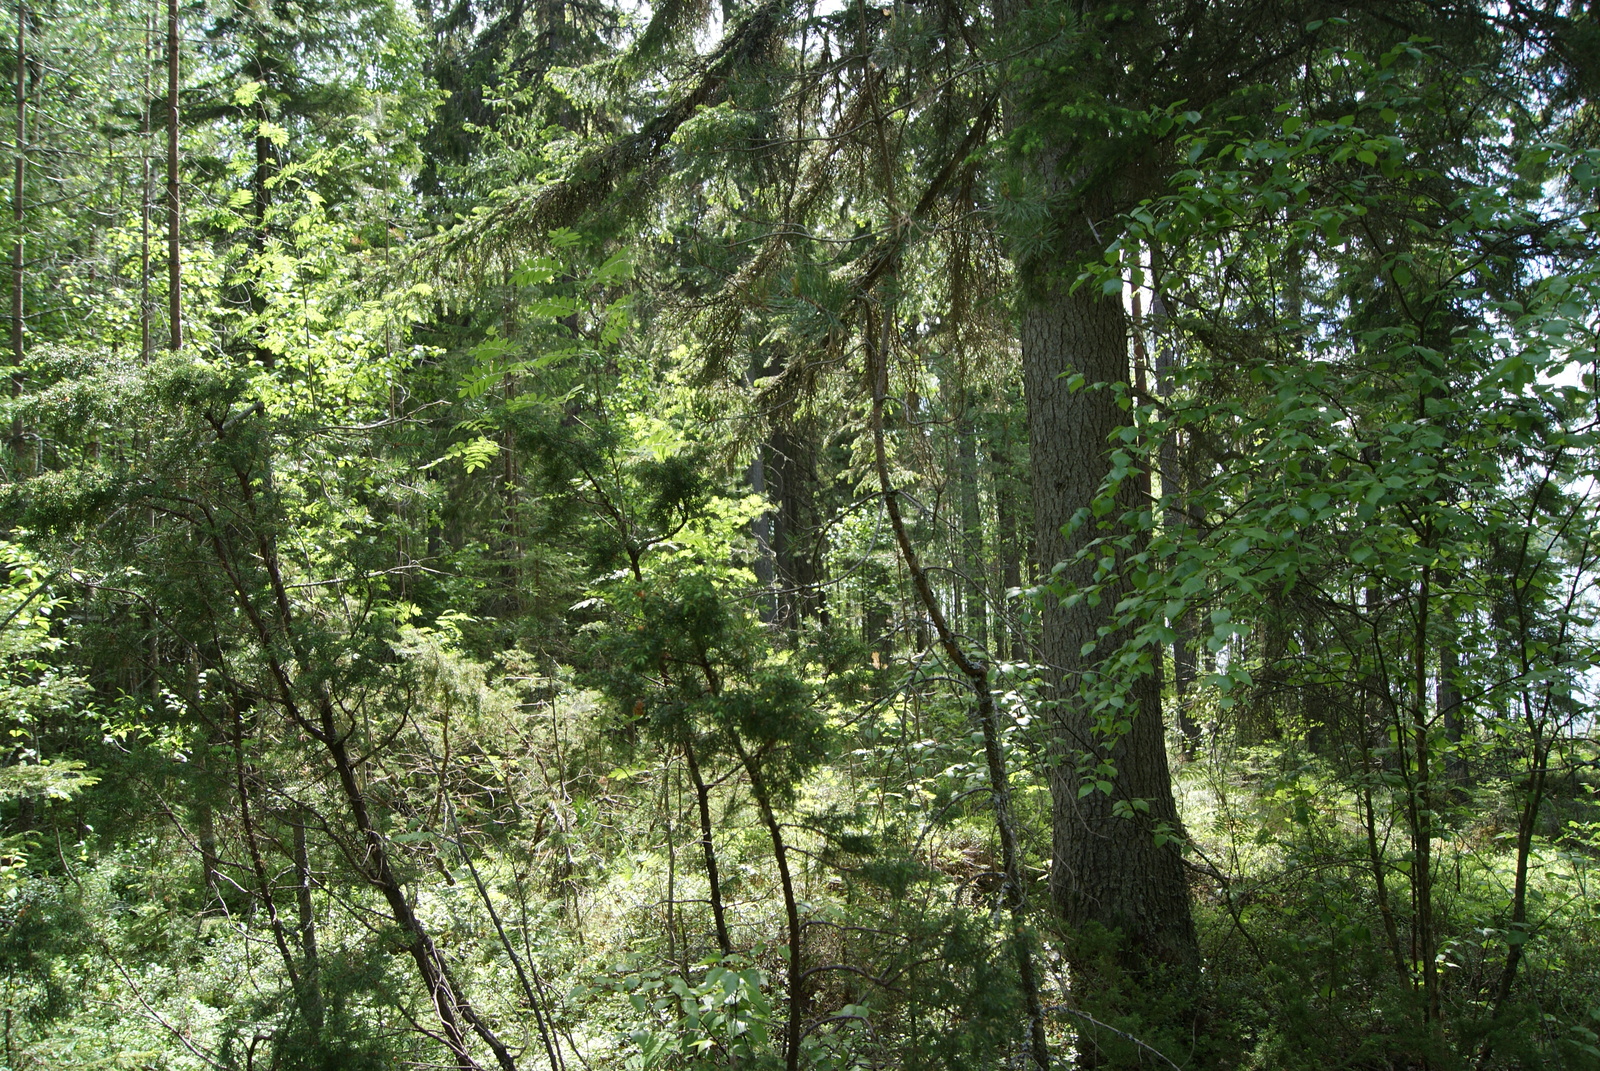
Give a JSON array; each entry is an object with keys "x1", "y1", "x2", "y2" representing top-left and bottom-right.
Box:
[{"x1": 1021, "y1": 237, "x2": 1197, "y2": 974}]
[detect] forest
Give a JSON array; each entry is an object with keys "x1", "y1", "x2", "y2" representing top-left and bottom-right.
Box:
[{"x1": 2, "y1": 0, "x2": 1599, "y2": 1067}]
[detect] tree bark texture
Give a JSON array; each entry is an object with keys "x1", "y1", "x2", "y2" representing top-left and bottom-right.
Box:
[
  {"x1": 767, "y1": 426, "x2": 824, "y2": 629},
  {"x1": 1021, "y1": 223, "x2": 1197, "y2": 973}
]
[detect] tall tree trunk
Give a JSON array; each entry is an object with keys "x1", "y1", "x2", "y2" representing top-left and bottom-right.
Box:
[
  {"x1": 293, "y1": 809, "x2": 325, "y2": 1035},
  {"x1": 1019, "y1": 198, "x2": 1198, "y2": 988},
  {"x1": 140, "y1": 13, "x2": 152, "y2": 364},
  {"x1": 681, "y1": 740, "x2": 733, "y2": 957},
  {"x1": 165, "y1": 0, "x2": 180, "y2": 351},
  {"x1": 9, "y1": 0, "x2": 24, "y2": 471}
]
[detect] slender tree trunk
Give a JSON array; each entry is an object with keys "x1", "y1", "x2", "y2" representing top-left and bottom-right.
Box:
[
  {"x1": 252, "y1": 125, "x2": 273, "y2": 368},
  {"x1": 748, "y1": 446, "x2": 778, "y2": 625},
  {"x1": 1409, "y1": 556, "x2": 1440, "y2": 1029},
  {"x1": 1152, "y1": 295, "x2": 1199, "y2": 751},
  {"x1": 231, "y1": 706, "x2": 311, "y2": 1029},
  {"x1": 140, "y1": 13, "x2": 152, "y2": 364},
  {"x1": 664, "y1": 760, "x2": 680, "y2": 971},
  {"x1": 205, "y1": 451, "x2": 516, "y2": 1071},
  {"x1": 735, "y1": 746, "x2": 804, "y2": 1071},
  {"x1": 449, "y1": 802, "x2": 564, "y2": 1071},
  {"x1": 956, "y1": 399, "x2": 988, "y2": 652},
  {"x1": 1475, "y1": 711, "x2": 1550, "y2": 1070},
  {"x1": 197, "y1": 799, "x2": 219, "y2": 904},
  {"x1": 1436, "y1": 577, "x2": 1466, "y2": 786},
  {"x1": 995, "y1": 484, "x2": 1023, "y2": 659},
  {"x1": 165, "y1": 0, "x2": 180, "y2": 351},
  {"x1": 989, "y1": 409, "x2": 1027, "y2": 662},
  {"x1": 292, "y1": 809, "x2": 325, "y2": 1035},
  {"x1": 769, "y1": 426, "x2": 823, "y2": 629},
  {"x1": 9, "y1": 0, "x2": 24, "y2": 468},
  {"x1": 188, "y1": 650, "x2": 222, "y2": 905},
  {"x1": 743, "y1": 363, "x2": 779, "y2": 624},
  {"x1": 682, "y1": 740, "x2": 732, "y2": 957}
]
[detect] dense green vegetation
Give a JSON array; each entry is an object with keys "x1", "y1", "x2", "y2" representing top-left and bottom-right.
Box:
[{"x1": 3, "y1": 0, "x2": 1599, "y2": 1067}]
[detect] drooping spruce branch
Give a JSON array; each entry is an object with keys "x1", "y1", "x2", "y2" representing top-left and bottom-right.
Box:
[{"x1": 417, "y1": 0, "x2": 788, "y2": 276}]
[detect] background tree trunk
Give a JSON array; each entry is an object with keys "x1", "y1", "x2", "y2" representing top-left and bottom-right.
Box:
[
  {"x1": 9, "y1": 1, "x2": 25, "y2": 472},
  {"x1": 165, "y1": 0, "x2": 180, "y2": 351}
]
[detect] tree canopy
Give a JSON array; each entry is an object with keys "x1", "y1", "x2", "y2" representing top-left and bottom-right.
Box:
[{"x1": 2, "y1": 0, "x2": 1599, "y2": 1068}]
